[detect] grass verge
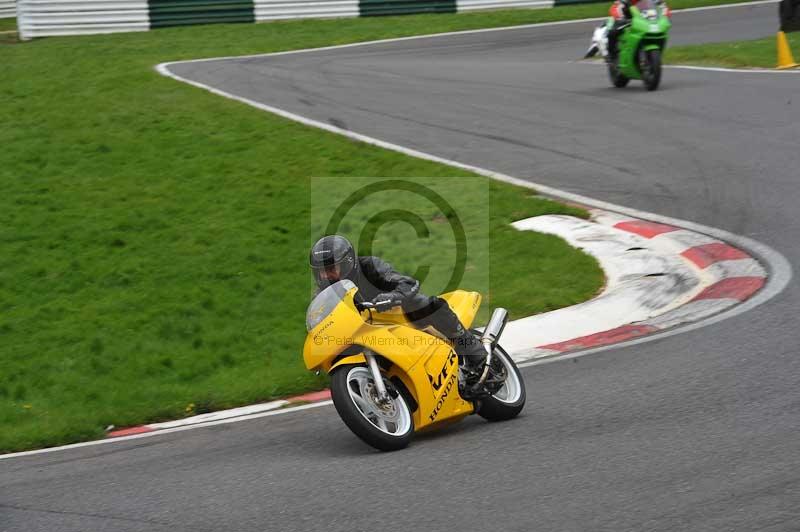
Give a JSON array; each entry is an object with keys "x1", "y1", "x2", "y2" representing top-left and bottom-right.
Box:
[
  {"x1": 0, "y1": 0, "x2": 747, "y2": 452},
  {"x1": 666, "y1": 32, "x2": 800, "y2": 69}
]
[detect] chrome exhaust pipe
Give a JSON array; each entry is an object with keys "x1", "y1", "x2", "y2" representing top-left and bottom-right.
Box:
[
  {"x1": 476, "y1": 308, "x2": 508, "y2": 386},
  {"x1": 481, "y1": 308, "x2": 508, "y2": 349}
]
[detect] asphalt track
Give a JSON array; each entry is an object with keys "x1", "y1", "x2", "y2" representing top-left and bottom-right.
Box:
[{"x1": 4, "y1": 3, "x2": 800, "y2": 531}]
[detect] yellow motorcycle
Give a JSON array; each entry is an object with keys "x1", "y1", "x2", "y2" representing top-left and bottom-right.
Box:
[{"x1": 303, "y1": 280, "x2": 526, "y2": 451}]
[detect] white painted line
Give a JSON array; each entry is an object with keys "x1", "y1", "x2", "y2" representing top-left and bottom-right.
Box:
[
  {"x1": 0, "y1": 401, "x2": 334, "y2": 460},
  {"x1": 663, "y1": 0, "x2": 777, "y2": 10},
  {"x1": 705, "y1": 258, "x2": 765, "y2": 279},
  {"x1": 580, "y1": 60, "x2": 800, "y2": 75},
  {"x1": 642, "y1": 298, "x2": 739, "y2": 329},
  {"x1": 145, "y1": 399, "x2": 289, "y2": 430},
  {"x1": 646, "y1": 228, "x2": 721, "y2": 252},
  {"x1": 667, "y1": 64, "x2": 800, "y2": 74}
]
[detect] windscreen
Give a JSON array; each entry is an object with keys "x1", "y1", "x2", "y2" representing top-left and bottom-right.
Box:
[
  {"x1": 306, "y1": 279, "x2": 356, "y2": 332},
  {"x1": 637, "y1": 0, "x2": 661, "y2": 17}
]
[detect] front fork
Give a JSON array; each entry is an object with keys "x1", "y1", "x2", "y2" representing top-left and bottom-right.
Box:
[{"x1": 364, "y1": 349, "x2": 389, "y2": 402}]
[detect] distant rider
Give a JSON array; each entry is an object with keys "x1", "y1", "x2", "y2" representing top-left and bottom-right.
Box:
[
  {"x1": 606, "y1": 0, "x2": 638, "y2": 61},
  {"x1": 309, "y1": 235, "x2": 488, "y2": 370}
]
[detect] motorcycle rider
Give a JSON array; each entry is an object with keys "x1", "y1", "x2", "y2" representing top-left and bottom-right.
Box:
[
  {"x1": 309, "y1": 235, "x2": 488, "y2": 373},
  {"x1": 606, "y1": 0, "x2": 638, "y2": 61}
]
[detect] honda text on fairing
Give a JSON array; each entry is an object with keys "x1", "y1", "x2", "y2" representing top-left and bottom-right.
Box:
[
  {"x1": 586, "y1": 0, "x2": 672, "y2": 91},
  {"x1": 303, "y1": 280, "x2": 526, "y2": 451}
]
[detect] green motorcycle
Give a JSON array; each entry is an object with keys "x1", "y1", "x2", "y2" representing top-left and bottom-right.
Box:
[{"x1": 589, "y1": 0, "x2": 672, "y2": 91}]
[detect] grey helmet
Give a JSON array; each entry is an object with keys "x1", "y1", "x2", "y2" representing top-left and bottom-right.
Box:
[{"x1": 309, "y1": 235, "x2": 358, "y2": 289}]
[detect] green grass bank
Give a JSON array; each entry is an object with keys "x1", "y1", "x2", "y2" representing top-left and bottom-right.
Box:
[{"x1": 667, "y1": 32, "x2": 800, "y2": 69}]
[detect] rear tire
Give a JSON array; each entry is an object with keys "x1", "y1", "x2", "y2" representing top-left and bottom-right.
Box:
[
  {"x1": 330, "y1": 365, "x2": 414, "y2": 452},
  {"x1": 641, "y1": 49, "x2": 662, "y2": 91},
  {"x1": 475, "y1": 345, "x2": 526, "y2": 422},
  {"x1": 608, "y1": 62, "x2": 629, "y2": 88}
]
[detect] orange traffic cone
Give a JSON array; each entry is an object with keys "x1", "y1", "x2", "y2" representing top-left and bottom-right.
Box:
[{"x1": 776, "y1": 31, "x2": 799, "y2": 69}]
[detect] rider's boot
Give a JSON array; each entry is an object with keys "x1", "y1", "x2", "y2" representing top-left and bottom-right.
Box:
[
  {"x1": 401, "y1": 294, "x2": 489, "y2": 394},
  {"x1": 607, "y1": 19, "x2": 628, "y2": 63},
  {"x1": 455, "y1": 333, "x2": 487, "y2": 369},
  {"x1": 450, "y1": 327, "x2": 489, "y2": 398},
  {"x1": 607, "y1": 30, "x2": 619, "y2": 63}
]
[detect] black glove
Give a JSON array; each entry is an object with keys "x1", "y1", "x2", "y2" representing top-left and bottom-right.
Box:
[{"x1": 371, "y1": 292, "x2": 403, "y2": 312}]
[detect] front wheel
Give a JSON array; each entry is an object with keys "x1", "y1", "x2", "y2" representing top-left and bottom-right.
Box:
[
  {"x1": 608, "y1": 62, "x2": 629, "y2": 88},
  {"x1": 640, "y1": 48, "x2": 662, "y2": 91},
  {"x1": 330, "y1": 365, "x2": 414, "y2": 451},
  {"x1": 475, "y1": 345, "x2": 526, "y2": 422}
]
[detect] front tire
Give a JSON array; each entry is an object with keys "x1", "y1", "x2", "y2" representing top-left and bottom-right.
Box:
[
  {"x1": 608, "y1": 62, "x2": 629, "y2": 88},
  {"x1": 641, "y1": 49, "x2": 661, "y2": 91},
  {"x1": 330, "y1": 365, "x2": 414, "y2": 451},
  {"x1": 475, "y1": 345, "x2": 526, "y2": 422}
]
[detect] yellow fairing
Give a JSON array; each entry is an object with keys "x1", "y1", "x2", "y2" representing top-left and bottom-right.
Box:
[
  {"x1": 303, "y1": 286, "x2": 477, "y2": 430},
  {"x1": 303, "y1": 286, "x2": 364, "y2": 371},
  {"x1": 400, "y1": 342, "x2": 473, "y2": 429},
  {"x1": 358, "y1": 290, "x2": 481, "y2": 330},
  {"x1": 358, "y1": 325, "x2": 474, "y2": 429},
  {"x1": 329, "y1": 354, "x2": 367, "y2": 372},
  {"x1": 439, "y1": 290, "x2": 481, "y2": 329}
]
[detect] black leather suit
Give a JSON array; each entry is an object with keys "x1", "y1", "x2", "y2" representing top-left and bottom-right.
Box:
[{"x1": 353, "y1": 256, "x2": 473, "y2": 347}]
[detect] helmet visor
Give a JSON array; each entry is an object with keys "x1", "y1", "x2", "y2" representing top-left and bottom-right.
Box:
[{"x1": 312, "y1": 260, "x2": 354, "y2": 287}]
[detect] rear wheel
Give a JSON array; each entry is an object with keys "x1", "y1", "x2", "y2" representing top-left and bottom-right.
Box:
[
  {"x1": 640, "y1": 49, "x2": 662, "y2": 91},
  {"x1": 608, "y1": 61, "x2": 629, "y2": 88},
  {"x1": 475, "y1": 345, "x2": 526, "y2": 422},
  {"x1": 330, "y1": 365, "x2": 414, "y2": 451}
]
